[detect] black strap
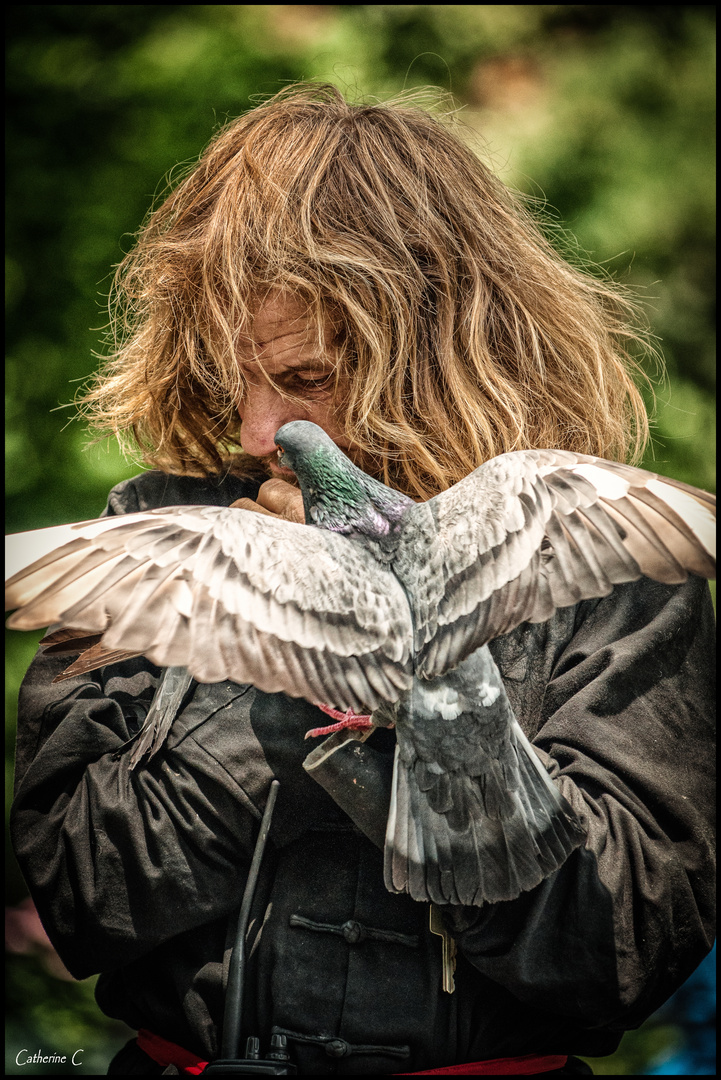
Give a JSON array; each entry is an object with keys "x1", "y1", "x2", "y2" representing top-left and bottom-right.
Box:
[{"x1": 221, "y1": 780, "x2": 280, "y2": 1059}]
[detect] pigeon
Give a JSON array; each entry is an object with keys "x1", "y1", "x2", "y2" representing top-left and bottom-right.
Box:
[{"x1": 5, "y1": 421, "x2": 716, "y2": 905}]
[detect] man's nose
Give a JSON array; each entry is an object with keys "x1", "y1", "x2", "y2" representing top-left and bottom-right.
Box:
[{"x1": 238, "y1": 382, "x2": 303, "y2": 458}]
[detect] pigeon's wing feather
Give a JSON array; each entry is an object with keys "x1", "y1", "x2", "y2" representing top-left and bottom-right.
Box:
[
  {"x1": 39, "y1": 627, "x2": 102, "y2": 651},
  {"x1": 128, "y1": 666, "x2": 195, "y2": 768},
  {"x1": 35, "y1": 628, "x2": 144, "y2": 682},
  {"x1": 6, "y1": 506, "x2": 413, "y2": 712},
  {"x1": 53, "y1": 642, "x2": 143, "y2": 679},
  {"x1": 395, "y1": 450, "x2": 716, "y2": 678}
]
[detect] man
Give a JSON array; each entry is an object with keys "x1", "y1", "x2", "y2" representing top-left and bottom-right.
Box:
[{"x1": 11, "y1": 83, "x2": 715, "y2": 1075}]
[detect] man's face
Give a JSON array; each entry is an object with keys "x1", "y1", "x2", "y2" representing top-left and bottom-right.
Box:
[{"x1": 236, "y1": 290, "x2": 349, "y2": 480}]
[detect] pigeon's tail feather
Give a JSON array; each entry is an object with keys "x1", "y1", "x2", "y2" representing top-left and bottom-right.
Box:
[
  {"x1": 384, "y1": 718, "x2": 586, "y2": 906},
  {"x1": 126, "y1": 666, "x2": 194, "y2": 769}
]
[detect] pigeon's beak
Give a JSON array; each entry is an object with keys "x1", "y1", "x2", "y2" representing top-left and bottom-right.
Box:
[{"x1": 268, "y1": 442, "x2": 298, "y2": 481}]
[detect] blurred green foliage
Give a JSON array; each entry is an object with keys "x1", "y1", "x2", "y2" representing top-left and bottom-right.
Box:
[
  {"x1": 5, "y1": 6, "x2": 715, "y2": 1075},
  {"x1": 6, "y1": 955, "x2": 133, "y2": 1076}
]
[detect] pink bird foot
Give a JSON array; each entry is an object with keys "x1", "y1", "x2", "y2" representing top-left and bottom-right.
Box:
[{"x1": 305, "y1": 703, "x2": 374, "y2": 739}]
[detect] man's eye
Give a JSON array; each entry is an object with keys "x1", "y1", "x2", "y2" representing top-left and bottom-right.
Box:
[{"x1": 293, "y1": 373, "x2": 334, "y2": 391}]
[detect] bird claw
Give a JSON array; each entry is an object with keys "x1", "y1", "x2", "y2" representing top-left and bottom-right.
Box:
[{"x1": 305, "y1": 704, "x2": 374, "y2": 739}]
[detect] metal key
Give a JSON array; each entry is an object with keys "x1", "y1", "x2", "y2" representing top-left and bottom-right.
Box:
[{"x1": 429, "y1": 905, "x2": 457, "y2": 993}]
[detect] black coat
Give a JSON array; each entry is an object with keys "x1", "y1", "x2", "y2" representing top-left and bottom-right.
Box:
[{"x1": 10, "y1": 470, "x2": 716, "y2": 1074}]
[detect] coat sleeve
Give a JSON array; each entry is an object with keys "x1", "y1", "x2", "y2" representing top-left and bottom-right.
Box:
[
  {"x1": 9, "y1": 472, "x2": 271, "y2": 980},
  {"x1": 11, "y1": 654, "x2": 266, "y2": 980},
  {"x1": 447, "y1": 575, "x2": 716, "y2": 1031}
]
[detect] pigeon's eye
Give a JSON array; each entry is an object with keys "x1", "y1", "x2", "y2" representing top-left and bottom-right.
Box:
[{"x1": 276, "y1": 445, "x2": 284, "y2": 458}]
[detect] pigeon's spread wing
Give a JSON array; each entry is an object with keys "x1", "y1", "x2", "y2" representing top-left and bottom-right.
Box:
[
  {"x1": 396, "y1": 450, "x2": 716, "y2": 678},
  {"x1": 5, "y1": 506, "x2": 413, "y2": 712}
]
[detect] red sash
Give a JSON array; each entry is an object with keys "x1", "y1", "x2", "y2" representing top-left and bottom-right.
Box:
[
  {"x1": 397, "y1": 1055, "x2": 569, "y2": 1074},
  {"x1": 137, "y1": 1029, "x2": 209, "y2": 1075}
]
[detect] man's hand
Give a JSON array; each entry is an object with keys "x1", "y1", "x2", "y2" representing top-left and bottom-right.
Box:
[{"x1": 230, "y1": 478, "x2": 305, "y2": 523}]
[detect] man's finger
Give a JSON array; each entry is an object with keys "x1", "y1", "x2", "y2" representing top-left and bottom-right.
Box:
[
  {"x1": 229, "y1": 497, "x2": 279, "y2": 518},
  {"x1": 256, "y1": 479, "x2": 305, "y2": 522}
]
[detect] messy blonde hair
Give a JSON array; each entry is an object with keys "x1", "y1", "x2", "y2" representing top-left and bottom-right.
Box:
[{"x1": 80, "y1": 82, "x2": 654, "y2": 499}]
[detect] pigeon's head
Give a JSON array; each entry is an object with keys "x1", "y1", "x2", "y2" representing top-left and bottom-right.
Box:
[
  {"x1": 274, "y1": 420, "x2": 338, "y2": 476},
  {"x1": 274, "y1": 421, "x2": 413, "y2": 549}
]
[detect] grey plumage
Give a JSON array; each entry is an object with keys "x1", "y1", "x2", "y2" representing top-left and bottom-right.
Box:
[
  {"x1": 5, "y1": 421, "x2": 716, "y2": 905},
  {"x1": 384, "y1": 650, "x2": 586, "y2": 906}
]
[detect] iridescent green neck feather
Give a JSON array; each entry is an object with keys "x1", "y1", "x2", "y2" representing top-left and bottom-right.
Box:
[{"x1": 274, "y1": 421, "x2": 414, "y2": 557}]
